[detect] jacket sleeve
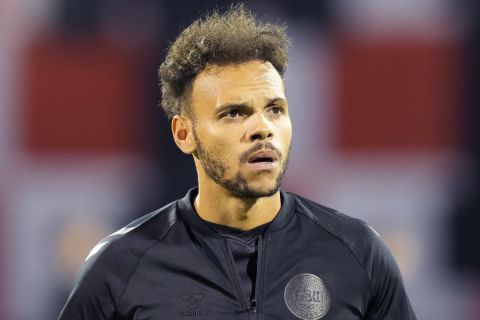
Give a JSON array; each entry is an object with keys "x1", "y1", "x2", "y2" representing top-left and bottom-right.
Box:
[
  {"x1": 58, "y1": 240, "x2": 123, "y2": 320},
  {"x1": 362, "y1": 226, "x2": 417, "y2": 320}
]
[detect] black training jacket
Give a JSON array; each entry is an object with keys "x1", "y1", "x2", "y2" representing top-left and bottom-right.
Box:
[{"x1": 59, "y1": 188, "x2": 416, "y2": 320}]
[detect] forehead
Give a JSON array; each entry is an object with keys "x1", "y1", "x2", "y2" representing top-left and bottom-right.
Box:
[{"x1": 191, "y1": 60, "x2": 285, "y2": 111}]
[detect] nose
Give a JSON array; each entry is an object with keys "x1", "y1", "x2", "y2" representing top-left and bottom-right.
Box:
[{"x1": 246, "y1": 114, "x2": 274, "y2": 142}]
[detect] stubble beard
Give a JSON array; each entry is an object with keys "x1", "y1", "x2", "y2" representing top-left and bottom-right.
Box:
[{"x1": 192, "y1": 129, "x2": 290, "y2": 199}]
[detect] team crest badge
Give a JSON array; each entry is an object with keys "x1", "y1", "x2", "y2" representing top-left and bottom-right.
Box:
[{"x1": 284, "y1": 273, "x2": 330, "y2": 320}]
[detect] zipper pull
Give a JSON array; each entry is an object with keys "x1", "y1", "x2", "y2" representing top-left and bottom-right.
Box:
[{"x1": 248, "y1": 299, "x2": 257, "y2": 313}]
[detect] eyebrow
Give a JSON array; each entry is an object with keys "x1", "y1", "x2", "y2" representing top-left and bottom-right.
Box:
[{"x1": 216, "y1": 97, "x2": 287, "y2": 114}]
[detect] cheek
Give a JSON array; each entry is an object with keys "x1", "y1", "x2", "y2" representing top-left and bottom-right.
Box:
[
  {"x1": 207, "y1": 125, "x2": 241, "y2": 146},
  {"x1": 201, "y1": 128, "x2": 237, "y2": 158},
  {"x1": 278, "y1": 121, "x2": 292, "y2": 148}
]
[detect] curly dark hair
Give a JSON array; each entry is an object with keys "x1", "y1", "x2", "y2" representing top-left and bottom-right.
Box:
[{"x1": 158, "y1": 4, "x2": 290, "y2": 119}]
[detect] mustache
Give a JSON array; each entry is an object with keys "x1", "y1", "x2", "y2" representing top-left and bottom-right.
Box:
[{"x1": 239, "y1": 142, "x2": 282, "y2": 163}]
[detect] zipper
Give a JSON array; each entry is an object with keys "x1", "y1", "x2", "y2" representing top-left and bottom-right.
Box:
[
  {"x1": 220, "y1": 234, "x2": 265, "y2": 319},
  {"x1": 249, "y1": 234, "x2": 265, "y2": 319},
  {"x1": 220, "y1": 238, "x2": 250, "y2": 312},
  {"x1": 248, "y1": 299, "x2": 257, "y2": 314}
]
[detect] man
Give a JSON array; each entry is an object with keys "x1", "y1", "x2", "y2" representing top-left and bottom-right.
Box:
[{"x1": 59, "y1": 5, "x2": 416, "y2": 320}]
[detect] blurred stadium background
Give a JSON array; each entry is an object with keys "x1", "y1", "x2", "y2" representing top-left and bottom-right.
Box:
[{"x1": 0, "y1": 0, "x2": 479, "y2": 319}]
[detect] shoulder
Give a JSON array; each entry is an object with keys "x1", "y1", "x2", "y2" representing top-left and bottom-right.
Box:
[
  {"x1": 286, "y1": 192, "x2": 416, "y2": 319},
  {"x1": 288, "y1": 192, "x2": 394, "y2": 280},
  {"x1": 84, "y1": 200, "x2": 178, "y2": 276},
  {"x1": 289, "y1": 192, "x2": 377, "y2": 244},
  {"x1": 59, "y1": 201, "x2": 180, "y2": 319},
  {"x1": 74, "y1": 201, "x2": 178, "y2": 297}
]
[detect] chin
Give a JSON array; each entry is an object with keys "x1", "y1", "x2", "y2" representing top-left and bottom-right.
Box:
[
  {"x1": 233, "y1": 189, "x2": 278, "y2": 199},
  {"x1": 232, "y1": 183, "x2": 280, "y2": 199},
  {"x1": 215, "y1": 171, "x2": 284, "y2": 199}
]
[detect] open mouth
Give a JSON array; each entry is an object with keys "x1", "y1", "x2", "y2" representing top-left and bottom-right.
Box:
[
  {"x1": 247, "y1": 150, "x2": 278, "y2": 164},
  {"x1": 250, "y1": 157, "x2": 274, "y2": 163}
]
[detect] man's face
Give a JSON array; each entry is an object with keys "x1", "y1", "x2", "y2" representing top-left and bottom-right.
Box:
[{"x1": 189, "y1": 60, "x2": 292, "y2": 198}]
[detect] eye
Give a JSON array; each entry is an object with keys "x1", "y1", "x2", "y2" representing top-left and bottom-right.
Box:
[
  {"x1": 221, "y1": 108, "x2": 243, "y2": 118},
  {"x1": 269, "y1": 105, "x2": 285, "y2": 115}
]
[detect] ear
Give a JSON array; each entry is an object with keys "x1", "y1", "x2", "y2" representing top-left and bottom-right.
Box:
[{"x1": 171, "y1": 115, "x2": 196, "y2": 154}]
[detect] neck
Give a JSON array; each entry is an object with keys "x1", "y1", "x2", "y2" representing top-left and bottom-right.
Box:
[{"x1": 194, "y1": 182, "x2": 281, "y2": 231}]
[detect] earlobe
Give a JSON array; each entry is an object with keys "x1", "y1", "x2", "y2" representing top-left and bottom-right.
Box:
[{"x1": 171, "y1": 115, "x2": 196, "y2": 154}]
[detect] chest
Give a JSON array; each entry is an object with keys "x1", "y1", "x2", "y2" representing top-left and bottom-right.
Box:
[{"x1": 116, "y1": 230, "x2": 370, "y2": 320}]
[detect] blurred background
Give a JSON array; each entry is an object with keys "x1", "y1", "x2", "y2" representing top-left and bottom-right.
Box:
[{"x1": 0, "y1": 0, "x2": 479, "y2": 319}]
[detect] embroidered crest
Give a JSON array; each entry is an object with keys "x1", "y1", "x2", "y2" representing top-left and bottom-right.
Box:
[{"x1": 284, "y1": 273, "x2": 330, "y2": 320}]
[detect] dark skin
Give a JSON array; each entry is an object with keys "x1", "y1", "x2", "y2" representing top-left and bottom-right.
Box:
[{"x1": 171, "y1": 60, "x2": 292, "y2": 230}]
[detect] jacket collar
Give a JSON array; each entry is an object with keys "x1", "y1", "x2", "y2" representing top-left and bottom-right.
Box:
[{"x1": 176, "y1": 187, "x2": 295, "y2": 237}]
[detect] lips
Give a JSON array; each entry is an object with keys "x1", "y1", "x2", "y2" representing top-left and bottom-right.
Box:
[{"x1": 247, "y1": 150, "x2": 278, "y2": 164}]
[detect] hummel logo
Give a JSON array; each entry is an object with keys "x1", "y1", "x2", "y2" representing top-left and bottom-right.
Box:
[
  {"x1": 180, "y1": 292, "x2": 204, "y2": 309},
  {"x1": 178, "y1": 292, "x2": 210, "y2": 317}
]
